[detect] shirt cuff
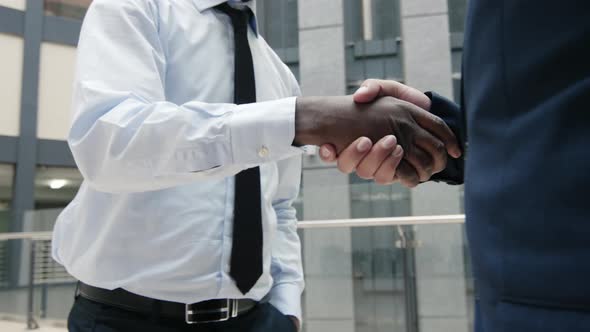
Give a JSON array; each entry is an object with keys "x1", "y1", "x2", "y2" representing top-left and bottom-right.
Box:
[
  {"x1": 229, "y1": 97, "x2": 302, "y2": 165},
  {"x1": 268, "y1": 282, "x2": 303, "y2": 323}
]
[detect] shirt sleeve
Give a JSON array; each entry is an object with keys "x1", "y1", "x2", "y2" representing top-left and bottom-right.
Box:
[
  {"x1": 268, "y1": 154, "x2": 304, "y2": 322},
  {"x1": 68, "y1": 0, "x2": 302, "y2": 193},
  {"x1": 425, "y1": 92, "x2": 466, "y2": 185}
]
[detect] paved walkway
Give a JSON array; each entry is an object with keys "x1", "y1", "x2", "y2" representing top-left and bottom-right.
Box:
[{"x1": 0, "y1": 319, "x2": 66, "y2": 332}]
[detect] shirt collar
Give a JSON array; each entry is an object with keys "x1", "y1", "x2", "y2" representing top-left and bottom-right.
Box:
[{"x1": 193, "y1": 0, "x2": 258, "y2": 36}]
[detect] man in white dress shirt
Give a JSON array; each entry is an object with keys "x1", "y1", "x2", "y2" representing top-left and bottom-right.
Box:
[{"x1": 53, "y1": 0, "x2": 460, "y2": 331}]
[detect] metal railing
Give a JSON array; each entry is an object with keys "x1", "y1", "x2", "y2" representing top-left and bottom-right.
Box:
[
  {"x1": 0, "y1": 215, "x2": 466, "y2": 242},
  {"x1": 0, "y1": 232, "x2": 75, "y2": 329},
  {"x1": 297, "y1": 214, "x2": 465, "y2": 229},
  {"x1": 0, "y1": 214, "x2": 466, "y2": 330}
]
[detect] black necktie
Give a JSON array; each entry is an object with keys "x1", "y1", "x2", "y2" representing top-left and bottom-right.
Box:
[{"x1": 215, "y1": 3, "x2": 263, "y2": 295}]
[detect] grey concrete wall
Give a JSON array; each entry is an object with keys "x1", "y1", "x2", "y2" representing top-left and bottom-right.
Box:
[
  {"x1": 302, "y1": 168, "x2": 355, "y2": 332},
  {"x1": 399, "y1": 0, "x2": 469, "y2": 331},
  {"x1": 298, "y1": 0, "x2": 346, "y2": 96}
]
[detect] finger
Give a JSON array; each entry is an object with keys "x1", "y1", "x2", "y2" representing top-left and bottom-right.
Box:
[
  {"x1": 395, "y1": 160, "x2": 420, "y2": 188},
  {"x1": 404, "y1": 146, "x2": 435, "y2": 182},
  {"x1": 353, "y1": 80, "x2": 383, "y2": 104},
  {"x1": 410, "y1": 108, "x2": 462, "y2": 158},
  {"x1": 335, "y1": 137, "x2": 373, "y2": 174},
  {"x1": 356, "y1": 135, "x2": 398, "y2": 179},
  {"x1": 354, "y1": 79, "x2": 432, "y2": 110},
  {"x1": 374, "y1": 146, "x2": 404, "y2": 185},
  {"x1": 413, "y1": 128, "x2": 448, "y2": 175},
  {"x1": 319, "y1": 144, "x2": 337, "y2": 163}
]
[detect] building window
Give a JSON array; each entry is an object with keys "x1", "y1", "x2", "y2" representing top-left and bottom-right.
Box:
[
  {"x1": 347, "y1": 0, "x2": 401, "y2": 42},
  {"x1": 0, "y1": 164, "x2": 13, "y2": 288},
  {"x1": 44, "y1": 0, "x2": 92, "y2": 21},
  {"x1": 448, "y1": 0, "x2": 468, "y2": 33},
  {"x1": 257, "y1": 0, "x2": 300, "y2": 79},
  {"x1": 35, "y1": 166, "x2": 82, "y2": 209},
  {"x1": 349, "y1": 174, "x2": 411, "y2": 332},
  {"x1": 449, "y1": 0, "x2": 468, "y2": 101},
  {"x1": 344, "y1": 0, "x2": 404, "y2": 93},
  {"x1": 367, "y1": 0, "x2": 401, "y2": 40},
  {"x1": 258, "y1": 0, "x2": 299, "y2": 50},
  {"x1": 0, "y1": 164, "x2": 14, "y2": 233}
]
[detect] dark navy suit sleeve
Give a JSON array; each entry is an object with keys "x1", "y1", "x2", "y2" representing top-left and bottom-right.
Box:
[{"x1": 424, "y1": 92, "x2": 465, "y2": 185}]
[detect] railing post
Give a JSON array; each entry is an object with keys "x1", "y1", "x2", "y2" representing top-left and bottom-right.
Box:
[
  {"x1": 397, "y1": 226, "x2": 420, "y2": 332},
  {"x1": 26, "y1": 239, "x2": 38, "y2": 330},
  {"x1": 41, "y1": 283, "x2": 48, "y2": 318}
]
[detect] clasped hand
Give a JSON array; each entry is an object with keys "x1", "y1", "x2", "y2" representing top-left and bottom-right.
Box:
[{"x1": 294, "y1": 79, "x2": 461, "y2": 188}]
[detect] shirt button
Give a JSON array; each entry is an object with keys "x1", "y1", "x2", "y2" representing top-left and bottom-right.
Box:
[{"x1": 258, "y1": 146, "x2": 269, "y2": 158}]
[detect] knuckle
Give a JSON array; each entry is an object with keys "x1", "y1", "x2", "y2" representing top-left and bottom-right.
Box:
[
  {"x1": 397, "y1": 169, "x2": 418, "y2": 186},
  {"x1": 403, "y1": 174, "x2": 420, "y2": 187},
  {"x1": 417, "y1": 173, "x2": 429, "y2": 183},
  {"x1": 400, "y1": 175, "x2": 417, "y2": 188},
  {"x1": 412, "y1": 162, "x2": 431, "y2": 180},
  {"x1": 401, "y1": 119, "x2": 419, "y2": 134},
  {"x1": 434, "y1": 116, "x2": 446, "y2": 128},
  {"x1": 417, "y1": 154, "x2": 432, "y2": 171},
  {"x1": 400, "y1": 140, "x2": 414, "y2": 156},
  {"x1": 435, "y1": 141, "x2": 446, "y2": 154},
  {"x1": 434, "y1": 161, "x2": 446, "y2": 174}
]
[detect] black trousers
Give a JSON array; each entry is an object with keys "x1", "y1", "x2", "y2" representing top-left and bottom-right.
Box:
[{"x1": 68, "y1": 297, "x2": 297, "y2": 332}]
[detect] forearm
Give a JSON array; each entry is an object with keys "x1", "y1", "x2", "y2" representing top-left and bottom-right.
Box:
[
  {"x1": 70, "y1": 93, "x2": 302, "y2": 193},
  {"x1": 293, "y1": 96, "x2": 353, "y2": 147},
  {"x1": 293, "y1": 95, "x2": 399, "y2": 152}
]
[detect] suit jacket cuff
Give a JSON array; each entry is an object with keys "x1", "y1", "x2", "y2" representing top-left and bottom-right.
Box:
[{"x1": 425, "y1": 91, "x2": 465, "y2": 185}]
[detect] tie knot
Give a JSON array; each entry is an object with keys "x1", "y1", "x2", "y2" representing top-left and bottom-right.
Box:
[{"x1": 216, "y1": 3, "x2": 251, "y2": 29}]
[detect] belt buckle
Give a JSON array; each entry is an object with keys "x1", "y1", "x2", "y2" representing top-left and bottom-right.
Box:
[{"x1": 185, "y1": 299, "x2": 239, "y2": 324}]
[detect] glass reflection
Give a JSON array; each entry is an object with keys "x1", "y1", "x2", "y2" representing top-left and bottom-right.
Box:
[{"x1": 35, "y1": 166, "x2": 82, "y2": 209}]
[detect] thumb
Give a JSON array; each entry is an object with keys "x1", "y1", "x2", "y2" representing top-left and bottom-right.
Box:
[
  {"x1": 353, "y1": 79, "x2": 433, "y2": 111},
  {"x1": 319, "y1": 144, "x2": 338, "y2": 162},
  {"x1": 353, "y1": 80, "x2": 382, "y2": 104}
]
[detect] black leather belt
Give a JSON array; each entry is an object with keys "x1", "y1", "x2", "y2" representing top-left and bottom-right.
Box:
[{"x1": 77, "y1": 282, "x2": 257, "y2": 324}]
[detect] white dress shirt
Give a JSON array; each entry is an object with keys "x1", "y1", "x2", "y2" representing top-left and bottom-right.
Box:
[{"x1": 51, "y1": 0, "x2": 305, "y2": 321}]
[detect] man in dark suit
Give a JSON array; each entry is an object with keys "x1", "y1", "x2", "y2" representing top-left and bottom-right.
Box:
[{"x1": 321, "y1": 1, "x2": 590, "y2": 330}]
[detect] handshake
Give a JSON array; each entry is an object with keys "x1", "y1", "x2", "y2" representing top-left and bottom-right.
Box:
[{"x1": 293, "y1": 79, "x2": 462, "y2": 188}]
